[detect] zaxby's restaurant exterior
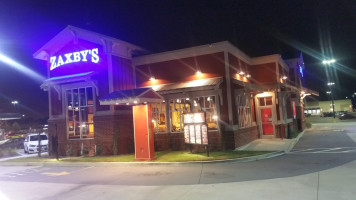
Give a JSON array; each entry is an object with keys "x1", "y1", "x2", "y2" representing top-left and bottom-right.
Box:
[{"x1": 34, "y1": 26, "x2": 316, "y2": 156}]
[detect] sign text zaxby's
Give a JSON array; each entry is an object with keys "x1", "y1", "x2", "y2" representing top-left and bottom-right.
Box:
[{"x1": 50, "y1": 48, "x2": 100, "y2": 70}]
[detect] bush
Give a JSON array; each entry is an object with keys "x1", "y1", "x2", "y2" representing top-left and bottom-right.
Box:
[
  {"x1": 95, "y1": 144, "x2": 102, "y2": 156},
  {"x1": 82, "y1": 146, "x2": 89, "y2": 157},
  {"x1": 66, "y1": 144, "x2": 74, "y2": 157},
  {"x1": 306, "y1": 119, "x2": 312, "y2": 128},
  {"x1": 290, "y1": 129, "x2": 301, "y2": 139}
]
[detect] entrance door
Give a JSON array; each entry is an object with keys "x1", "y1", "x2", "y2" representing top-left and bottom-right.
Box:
[{"x1": 261, "y1": 108, "x2": 274, "y2": 135}]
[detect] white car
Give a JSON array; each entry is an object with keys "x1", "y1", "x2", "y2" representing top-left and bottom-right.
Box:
[{"x1": 23, "y1": 133, "x2": 48, "y2": 154}]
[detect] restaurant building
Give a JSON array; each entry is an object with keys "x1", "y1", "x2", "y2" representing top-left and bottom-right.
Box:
[{"x1": 34, "y1": 26, "x2": 316, "y2": 156}]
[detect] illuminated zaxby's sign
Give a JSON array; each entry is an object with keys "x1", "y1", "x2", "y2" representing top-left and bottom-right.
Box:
[{"x1": 50, "y1": 48, "x2": 100, "y2": 70}]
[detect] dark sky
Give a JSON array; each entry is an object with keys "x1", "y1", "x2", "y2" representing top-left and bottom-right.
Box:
[{"x1": 1, "y1": 0, "x2": 356, "y2": 119}]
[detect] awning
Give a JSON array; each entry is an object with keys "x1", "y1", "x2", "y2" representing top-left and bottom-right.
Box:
[
  {"x1": 151, "y1": 77, "x2": 223, "y2": 94},
  {"x1": 100, "y1": 88, "x2": 163, "y2": 105},
  {"x1": 0, "y1": 113, "x2": 22, "y2": 120},
  {"x1": 232, "y1": 78, "x2": 264, "y2": 92},
  {"x1": 40, "y1": 71, "x2": 95, "y2": 91}
]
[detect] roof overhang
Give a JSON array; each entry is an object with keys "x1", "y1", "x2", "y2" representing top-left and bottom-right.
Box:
[
  {"x1": 100, "y1": 88, "x2": 164, "y2": 105},
  {"x1": 0, "y1": 113, "x2": 22, "y2": 120},
  {"x1": 150, "y1": 77, "x2": 223, "y2": 95},
  {"x1": 40, "y1": 71, "x2": 95, "y2": 91}
]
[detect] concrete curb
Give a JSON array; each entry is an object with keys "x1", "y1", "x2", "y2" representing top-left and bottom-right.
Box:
[
  {"x1": 0, "y1": 151, "x2": 286, "y2": 167},
  {"x1": 285, "y1": 130, "x2": 306, "y2": 153}
]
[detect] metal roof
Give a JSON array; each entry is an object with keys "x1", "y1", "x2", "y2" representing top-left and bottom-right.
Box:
[{"x1": 100, "y1": 88, "x2": 163, "y2": 105}]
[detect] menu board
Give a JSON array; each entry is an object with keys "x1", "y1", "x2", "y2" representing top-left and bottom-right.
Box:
[{"x1": 183, "y1": 112, "x2": 208, "y2": 145}]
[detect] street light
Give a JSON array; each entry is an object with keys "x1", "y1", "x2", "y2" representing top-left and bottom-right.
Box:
[
  {"x1": 322, "y1": 59, "x2": 336, "y2": 65},
  {"x1": 326, "y1": 85, "x2": 336, "y2": 119}
]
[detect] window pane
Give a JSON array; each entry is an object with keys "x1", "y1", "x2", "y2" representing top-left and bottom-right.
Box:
[
  {"x1": 67, "y1": 90, "x2": 73, "y2": 108},
  {"x1": 259, "y1": 98, "x2": 265, "y2": 106},
  {"x1": 79, "y1": 88, "x2": 86, "y2": 107},
  {"x1": 265, "y1": 97, "x2": 272, "y2": 105},
  {"x1": 86, "y1": 87, "x2": 93, "y2": 105}
]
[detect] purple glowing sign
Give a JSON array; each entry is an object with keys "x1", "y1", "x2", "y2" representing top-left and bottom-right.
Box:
[{"x1": 50, "y1": 48, "x2": 99, "y2": 71}]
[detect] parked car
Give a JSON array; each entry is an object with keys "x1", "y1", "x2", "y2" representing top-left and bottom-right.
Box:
[
  {"x1": 338, "y1": 113, "x2": 356, "y2": 120},
  {"x1": 0, "y1": 138, "x2": 25, "y2": 149},
  {"x1": 23, "y1": 133, "x2": 48, "y2": 154}
]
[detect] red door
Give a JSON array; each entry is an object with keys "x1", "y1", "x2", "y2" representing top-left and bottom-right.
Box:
[{"x1": 261, "y1": 108, "x2": 274, "y2": 135}]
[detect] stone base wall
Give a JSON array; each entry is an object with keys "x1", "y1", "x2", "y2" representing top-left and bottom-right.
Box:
[
  {"x1": 154, "y1": 131, "x2": 222, "y2": 152},
  {"x1": 233, "y1": 126, "x2": 259, "y2": 149},
  {"x1": 47, "y1": 113, "x2": 134, "y2": 157}
]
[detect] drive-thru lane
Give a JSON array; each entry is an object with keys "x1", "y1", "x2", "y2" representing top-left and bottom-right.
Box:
[{"x1": 1, "y1": 123, "x2": 356, "y2": 199}]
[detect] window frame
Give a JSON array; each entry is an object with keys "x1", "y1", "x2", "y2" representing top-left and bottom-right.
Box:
[{"x1": 64, "y1": 86, "x2": 95, "y2": 140}]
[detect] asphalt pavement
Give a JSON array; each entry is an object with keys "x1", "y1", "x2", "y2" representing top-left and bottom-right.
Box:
[{"x1": 1, "y1": 122, "x2": 356, "y2": 200}]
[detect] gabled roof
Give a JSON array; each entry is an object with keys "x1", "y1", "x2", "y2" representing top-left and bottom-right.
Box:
[
  {"x1": 33, "y1": 25, "x2": 146, "y2": 60},
  {"x1": 150, "y1": 77, "x2": 223, "y2": 94},
  {"x1": 100, "y1": 88, "x2": 163, "y2": 105},
  {"x1": 0, "y1": 113, "x2": 22, "y2": 120}
]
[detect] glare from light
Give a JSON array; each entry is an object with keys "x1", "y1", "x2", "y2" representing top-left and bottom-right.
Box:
[
  {"x1": 322, "y1": 59, "x2": 336, "y2": 65},
  {"x1": 327, "y1": 82, "x2": 335, "y2": 86},
  {"x1": 11, "y1": 100, "x2": 18, "y2": 105},
  {"x1": 282, "y1": 76, "x2": 288, "y2": 80},
  {"x1": 245, "y1": 74, "x2": 251, "y2": 78},
  {"x1": 0, "y1": 52, "x2": 45, "y2": 81},
  {"x1": 238, "y1": 71, "x2": 245, "y2": 75},
  {"x1": 326, "y1": 91, "x2": 331, "y2": 94},
  {"x1": 133, "y1": 100, "x2": 138, "y2": 104},
  {"x1": 149, "y1": 77, "x2": 156, "y2": 81},
  {"x1": 195, "y1": 70, "x2": 202, "y2": 76}
]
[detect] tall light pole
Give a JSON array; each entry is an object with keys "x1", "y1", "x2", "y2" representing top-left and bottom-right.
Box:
[
  {"x1": 11, "y1": 100, "x2": 18, "y2": 112},
  {"x1": 323, "y1": 59, "x2": 336, "y2": 120}
]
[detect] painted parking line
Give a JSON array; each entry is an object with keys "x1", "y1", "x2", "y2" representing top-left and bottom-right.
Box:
[{"x1": 289, "y1": 147, "x2": 356, "y2": 154}]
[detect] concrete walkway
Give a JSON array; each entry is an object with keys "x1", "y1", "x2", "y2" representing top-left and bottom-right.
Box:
[{"x1": 236, "y1": 131, "x2": 304, "y2": 152}]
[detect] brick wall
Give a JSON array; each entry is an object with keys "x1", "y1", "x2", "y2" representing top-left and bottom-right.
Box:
[
  {"x1": 47, "y1": 113, "x2": 134, "y2": 157},
  {"x1": 233, "y1": 126, "x2": 259, "y2": 148},
  {"x1": 154, "y1": 131, "x2": 222, "y2": 152}
]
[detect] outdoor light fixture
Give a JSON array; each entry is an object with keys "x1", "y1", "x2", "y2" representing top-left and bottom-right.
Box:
[
  {"x1": 115, "y1": 102, "x2": 119, "y2": 105},
  {"x1": 11, "y1": 100, "x2": 18, "y2": 105},
  {"x1": 322, "y1": 59, "x2": 336, "y2": 65},
  {"x1": 126, "y1": 103, "x2": 130, "y2": 105},
  {"x1": 282, "y1": 76, "x2": 288, "y2": 80},
  {"x1": 149, "y1": 77, "x2": 156, "y2": 81},
  {"x1": 133, "y1": 100, "x2": 138, "y2": 104},
  {"x1": 245, "y1": 74, "x2": 251, "y2": 78},
  {"x1": 186, "y1": 98, "x2": 190, "y2": 100},
  {"x1": 238, "y1": 71, "x2": 245, "y2": 75},
  {"x1": 327, "y1": 82, "x2": 335, "y2": 86},
  {"x1": 326, "y1": 91, "x2": 331, "y2": 94},
  {"x1": 301, "y1": 91, "x2": 305, "y2": 94},
  {"x1": 196, "y1": 70, "x2": 202, "y2": 76}
]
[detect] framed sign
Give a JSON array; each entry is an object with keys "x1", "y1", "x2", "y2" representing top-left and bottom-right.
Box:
[{"x1": 183, "y1": 112, "x2": 208, "y2": 145}]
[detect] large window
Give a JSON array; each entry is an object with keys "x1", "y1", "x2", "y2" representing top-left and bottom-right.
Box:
[
  {"x1": 152, "y1": 103, "x2": 167, "y2": 133},
  {"x1": 236, "y1": 93, "x2": 252, "y2": 128},
  {"x1": 66, "y1": 87, "x2": 94, "y2": 139},
  {"x1": 169, "y1": 96, "x2": 217, "y2": 132}
]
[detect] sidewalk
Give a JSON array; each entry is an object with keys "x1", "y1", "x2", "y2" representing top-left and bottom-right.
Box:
[{"x1": 236, "y1": 131, "x2": 305, "y2": 152}]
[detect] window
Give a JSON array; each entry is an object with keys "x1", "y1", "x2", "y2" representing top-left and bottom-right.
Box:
[
  {"x1": 192, "y1": 96, "x2": 218, "y2": 129},
  {"x1": 152, "y1": 103, "x2": 167, "y2": 133},
  {"x1": 236, "y1": 93, "x2": 252, "y2": 128},
  {"x1": 66, "y1": 87, "x2": 94, "y2": 139},
  {"x1": 169, "y1": 96, "x2": 217, "y2": 132},
  {"x1": 170, "y1": 98, "x2": 190, "y2": 132},
  {"x1": 259, "y1": 97, "x2": 273, "y2": 106}
]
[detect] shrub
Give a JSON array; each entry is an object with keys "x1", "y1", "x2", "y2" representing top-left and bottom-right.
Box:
[
  {"x1": 95, "y1": 144, "x2": 102, "y2": 156},
  {"x1": 82, "y1": 146, "x2": 89, "y2": 157},
  {"x1": 306, "y1": 119, "x2": 312, "y2": 128},
  {"x1": 66, "y1": 144, "x2": 74, "y2": 157},
  {"x1": 290, "y1": 129, "x2": 301, "y2": 139}
]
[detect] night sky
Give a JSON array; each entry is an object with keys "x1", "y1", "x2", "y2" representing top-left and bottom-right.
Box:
[{"x1": 1, "y1": 0, "x2": 356, "y2": 119}]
